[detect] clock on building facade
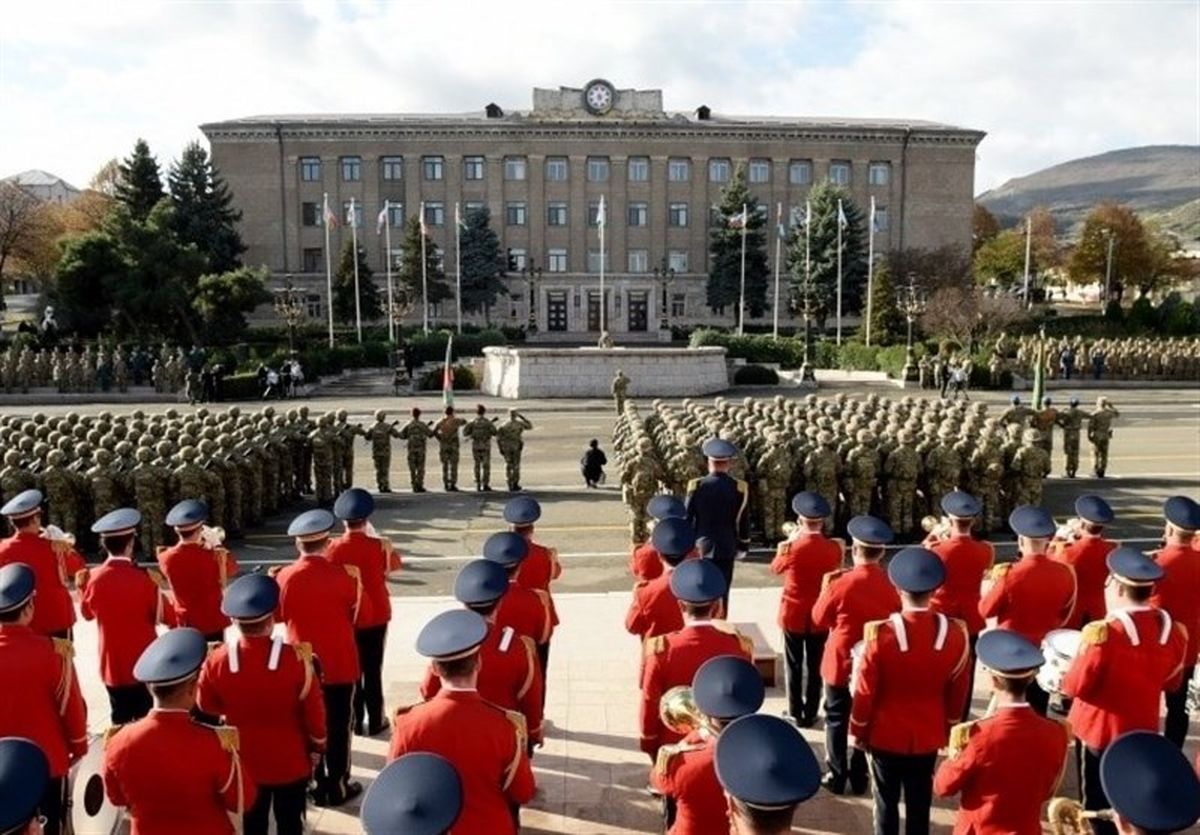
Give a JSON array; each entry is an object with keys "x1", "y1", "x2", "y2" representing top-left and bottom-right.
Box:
[{"x1": 582, "y1": 79, "x2": 615, "y2": 115}]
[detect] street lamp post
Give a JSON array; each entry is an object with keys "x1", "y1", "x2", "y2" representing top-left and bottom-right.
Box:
[
  {"x1": 796, "y1": 270, "x2": 817, "y2": 384},
  {"x1": 520, "y1": 260, "x2": 543, "y2": 333},
  {"x1": 897, "y1": 272, "x2": 927, "y2": 384},
  {"x1": 652, "y1": 258, "x2": 676, "y2": 332},
  {"x1": 273, "y1": 275, "x2": 307, "y2": 355}
]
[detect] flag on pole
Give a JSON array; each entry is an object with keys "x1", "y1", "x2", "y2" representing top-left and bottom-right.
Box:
[
  {"x1": 597, "y1": 195, "x2": 606, "y2": 229},
  {"x1": 323, "y1": 195, "x2": 339, "y2": 228},
  {"x1": 376, "y1": 201, "x2": 389, "y2": 234},
  {"x1": 455, "y1": 203, "x2": 467, "y2": 230},
  {"x1": 419, "y1": 201, "x2": 427, "y2": 236},
  {"x1": 346, "y1": 197, "x2": 359, "y2": 228},
  {"x1": 805, "y1": 200, "x2": 812, "y2": 227},
  {"x1": 728, "y1": 208, "x2": 748, "y2": 229},
  {"x1": 776, "y1": 202, "x2": 786, "y2": 238},
  {"x1": 442, "y1": 335, "x2": 455, "y2": 407},
  {"x1": 837, "y1": 200, "x2": 848, "y2": 228}
]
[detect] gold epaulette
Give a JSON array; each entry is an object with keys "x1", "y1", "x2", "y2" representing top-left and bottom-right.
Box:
[
  {"x1": 686, "y1": 477, "x2": 700, "y2": 494},
  {"x1": 52, "y1": 637, "x2": 74, "y2": 661},
  {"x1": 734, "y1": 478, "x2": 748, "y2": 494},
  {"x1": 343, "y1": 564, "x2": 361, "y2": 581},
  {"x1": 504, "y1": 708, "x2": 528, "y2": 753},
  {"x1": 821, "y1": 568, "x2": 847, "y2": 592},
  {"x1": 1081, "y1": 621, "x2": 1107, "y2": 645},
  {"x1": 103, "y1": 725, "x2": 125, "y2": 747},
  {"x1": 633, "y1": 579, "x2": 649, "y2": 591},
  {"x1": 266, "y1": 565, "x2": 282, "y2": 578},
  {"x1": 948, "y1": 720, "x2": 977, "y2": 756},
  {"x1": 654, "y1": 742, "x2": 707, "y2": 777},
  {"x1": 294, "y1": 642, "x2": 315, "y2": 699},
  {"x1": 212, "y1": 725, "x2": 240, "y2": 754},
  {"x1": 382, "y1": 538, "x2": 402, "y2": 573},
  {"x1": 645, "y1": 635, "x2": 668, "y2": 656},
  {"x1": 990, "y1": 563, "x2": 1012, "y2": 581},
  {"x1": 864, "y1": 619, "x2": 886, "y2": 643},
  {"x1": 294, "y1": 641, "x2": 314, "y2": 665}
]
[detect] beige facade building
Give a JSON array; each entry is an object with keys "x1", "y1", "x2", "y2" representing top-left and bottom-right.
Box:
[{"x1": 201, "y1": 80, "x2": 984, "y2": 338}]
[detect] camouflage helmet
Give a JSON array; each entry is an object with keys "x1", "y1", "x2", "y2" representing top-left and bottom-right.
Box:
[
  {"x1": 199, "y1": 439, "x2": 217, "y2": 455},
  {"x1": 196, "y1": 408, "x2": 209, "y2": 419},
  {"x1": 137, "y1": 435, "x2": 155, "y2": 448},
  {"x1": 32, "y1": 442, "x2": 50, "y2": 459},
  {"x1": 3, "y1": 450, "x2": 20, "y2": 466},
  {"x1": 219, "y1": 434, "x2": 235, "y2": 448},
  {"x1": 32, "y1": 413, "x2": 47, "y2": 425},
  {"x1": 33, "y1": 425, "x2": 50, "y2": 440},
  {"x1": 46, "y1": 449, "x2": 65, "y2": 466},
  {"x1": 135, "y1": 446, "x2": 153, "y2": 462},
  {"x1": 286, "y1": 409, "x2": 299, "y2": 421},
  {"x1": 156, "y1": 440, "x2": 174, "y2": 457},
  {"x1": 336, "y1": 409, "x2": 348, "y2": 422},
  {"x1": 1023, "y1": 428, "x2": 1041, "y2": 444},
  {"x1": 263, "y1": 406, "x2": 276, "y2": 419},
  {"x1": 164, "y1": 408, "x2": 179, "y2": 420},
  {"x1": 636, "y1": 437, "x2": 654, "y2": 452},
  {"x1": 374, "y1": 410, "x2": 386, "y2": 421},
  {"x1": 94, "y1": 448, "x2": 114, "y2": 465},
  {"x1": 97, "y1": 411, "x2": 113, "y2": 422},
  {"x1": 898, "y1": 429, "x2": 916, "y2": 444},
  {"x1": 72, "y1": 424, "x2": 87, "y2": 440},
  {"x1": 131, "y1": 409, "x2": 145, "y2": 421},
  {"x1": 817, "y1": 430, "x2": 834, "y2": 445},
  {"x1": 115, "y1": 440, "x2": 134, "y2": 456},
  {"x1": 274, "y1": 415, "x2": 286, "y2": 428},
  {"x1": 179, "y1": 446, "x2": 198, "y2": 461},
  {"x1": 298, "y1": 406, "x2": 309, "y2": 418},
  {"x1": 55, "y1": 437, "x2": 72, "y2": 455},
  {"x1": 228, "y1": 406, "x2": 241, "y2": 418}
]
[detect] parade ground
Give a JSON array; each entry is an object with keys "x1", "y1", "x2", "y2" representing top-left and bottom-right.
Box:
[{"x1": 20, "y1": 381, "x2": 1200, "y2": 834}]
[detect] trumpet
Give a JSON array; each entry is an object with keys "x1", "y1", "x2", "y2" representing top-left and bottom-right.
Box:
[
  {"x1": 199, "y1": 525, "x2": 227, "y2": 549},
  {"x1": 659, "y1": 686, "x2": 709, "y2": 735},
  {"x1": 921, "y1": 516, "x2": 951, "y2": 541},
  {"x1": 1047, "y1": 798, "x2": 1115, "y2": 835}
]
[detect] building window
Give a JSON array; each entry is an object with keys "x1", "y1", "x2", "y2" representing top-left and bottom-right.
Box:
[
  {"x1": 668, "y1": 202, "x2": 689, "y2": 227},
  {"x1": 627, "y1": 202, "x2": 648, "y2": 227},
  {"x1": 508, "y1": 248, "x2": 527, "y2": 271},
  {"x1": 385, "y1": 203, "x2": 404, "y2": 227},
  {"x1": 874, "y1": 205, "x2": 889, "y2": 231},
  {"x1": 789, "y1": 160, "x2": 812, "y2": 185},
  {"x1": 627, "y1": 157, "x2": 650, "y2": 182},
  {"x1": 668, "y1": 158, "x2": 690, "y2": 182},
  {"x1": 463, "y1": 156, "x2": 485, "y2": 181},
  {"x1": 302, "y1": 247, "x2": 323, "y2": 272},
  {"x1": 464, "y1": 200, "x2": 485, "y2": 213},
  {"x1": 422, "y1": 156, "x2": 444, "y2": 181},
  {"x1": 587, "y1": 156, "x2": 610, "y2": 182},
  {"x1": 547, "y1": 202, "x2": 568, "y2": 226},
  {"x1": 304, "y1": 294, "x2": 322, "y2": 318},
  {"x1": 628, "y1": 249, "x2": 649, "y2": 273},
  {"x1": 668, "y1": 250, "x2": 689, "y2": 273},
  {"x1": 424, "y1": 202, "x2": 444, "y2": 226},
  {"x1": 547, "y1": 248, "x2": 568, "y2": 272},
  {"x1": 829, "y1": 161, "x2": 851, "y2": 186},
  {"x1": 300, "y1": 157, "x2": 322, "y2": 182},
  {"x1": 301, "y1": 202, "x2": 321, "y2": 227},
  {"x1": 587, "y1": 250, "x2": 609, "y2": 272},
  {"x1": 545, "y1": 157, "x2": 568, "y2": 181},
  {"x1": 671, "y1": 293, "x2": 686, "y2": 317},
  {"x1": 342, "y1": 201, "x2": 363, "y2": 228},
  {"x1": 340, "y1": 156, "x2": 362, "y2": 182},
  {"x1": 381, "y1": 156, "x2": 403, "y2": 180},
  {"x1": 748, "y1": 159, "x2": 770, "y2": 183},
  {"x1": 588, "y1": 201, "x2": 603, "y2": 227},
  {"x1": 709, "y1": 158, "x2": 731, "y2": 183},
  {"x1": 505, "y1": 202, "x2": 527, "y2": 226},
  {"x1": 869, "y1": 162, "x2": 891, "y2": 186},
  {"x1": 504, "y1": 156, "x2": 527, "y2": 181}
]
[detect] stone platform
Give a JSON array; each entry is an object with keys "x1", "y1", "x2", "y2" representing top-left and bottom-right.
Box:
[{"x1": 481, "y1": 346, "x2": 729, "y2": 398}]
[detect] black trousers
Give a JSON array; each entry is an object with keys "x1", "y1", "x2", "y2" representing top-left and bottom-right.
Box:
[
  {"x1": 319, "y1": 683, "x2": 355, "y2": 796},
  {"x1": 824, "y1": 685, "x2": 867, "y2": 785},
  {"x1": 353, "y1": 626, "x2": 388, "y2": 732},
  {"x1": 39, "y1": 776, "x2": 67, "y2": 835},
  {"x1": 784, "y1": 631, "x2": 826, "y2": 722},
  {"x1": 245, "y1": 779, "x2": 308, "y2": 835},
  {"x1": 1078, "y1": 743, "x2": 1117, "y2": 835},
  {"x1": 1164, "y1": 664, "x2": 1194, "y2": 749},
  {"x1": 713, "y1": 558, "x2": 735, "y2": 614},
  {"x1": 1026, "y1": 678, "x2": 1050, "y2": 717},
  {"x1": 106, "y1": 683, "x2": 153, "y2": 725},
  {"x1": 961, "y1": 634, "x2": 978, "y2": 721},
  {"x1": 536, "y1": 640, "x2": 551, "y2": 711},
  {"x1": 869, "y1": 751, "x2": 937, "y2": 835}
]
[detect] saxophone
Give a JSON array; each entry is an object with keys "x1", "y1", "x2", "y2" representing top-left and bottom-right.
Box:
[{"x1": 1047, "y1": 798, "x2": 1115, "y2": 835}]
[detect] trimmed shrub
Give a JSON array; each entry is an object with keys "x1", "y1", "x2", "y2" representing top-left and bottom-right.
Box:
[
  {"x1": 220, "y1": 373, "x2": 262, "y2": 401},
  {"x1": 836, "y1": 342, "x2": 880, "y2": 371},
  {"x1": 689, "y1": 330, "x2": 807, "y2": 368},
  {"x1": 418, "y1": 365, "x2": 478, "y2": 391},
  {"x1": 733, "y1": 364, "x2": 779, "y2": 385},
  {"x1": 404, "y1": 330, "x2": 508, "y2": 364}
]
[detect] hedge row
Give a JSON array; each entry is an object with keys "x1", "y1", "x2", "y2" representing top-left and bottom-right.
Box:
[{"x1": 417, "y1": 365, "x2": 478, "y2": 391}]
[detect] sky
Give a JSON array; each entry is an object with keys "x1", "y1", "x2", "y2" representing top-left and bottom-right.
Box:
[{"x1": 1, "y1": 0, "x2": 1197, "y2": 195}]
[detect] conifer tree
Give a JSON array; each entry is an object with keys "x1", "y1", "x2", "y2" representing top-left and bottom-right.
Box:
[
  {"x1": 706, "y1": 164, "x2": 769, "y2": 326},
  {"x1": 115, "y1": 139, "x2": 165, "y2": 222},
  {"x1": 168, "y1": 141, "x2": 245, "y2": 273}
]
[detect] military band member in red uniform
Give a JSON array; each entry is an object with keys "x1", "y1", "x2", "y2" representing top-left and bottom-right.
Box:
[
  {"x1": 934, "y1": 629, "x2": 1072, "y2": 835},
  {"x1": 979, "y1": 506, "x2": 1077, "y2": 715},
  {"x1": 1050, "y1": 495, "x2": 1117, "y2": 629},
  {"x1": 389, "y1": 609, "x2": 536, "y2": 835},
  {"x1": 327, "y1": 488, "x2": 401, "y2": 738},
  {"x1": 361, "y1": 752, "x2": 463, "y2": 835},
  {"x1": 198, "y1": 573, "x2": 326, "y2": 835},
  {"x1": 274, "y1": 509, "x2": 362, "y2": 807},
  {"x1": 80, "y1": 508, "x2": 174, "y2": 724},
  {"x1": 812, "y1": 514, "x2": 900, "y2": 796},
  {"x1": 0, "y1": 490, "x2": 84, "y2": 640},
  {"x1": 505, "y1": 496, "x2": 560, "y2": 691},
  {"x1": 1061, "y1": 546, "x2": 1188, "y2": 833},
  {"x1": 639, "y1": 558, "x2": 753, "y2": 762},
  {"x1": 103, "y1": 628, "x2": 256, "y2": 835},
  {"x1": 626, "y1": 517, "x2": 696, "y2": 647},
  {"x1": 850, "y1": 546, "x2": 971, "y2": 835},
  {"x1": 157, "y1": 499, "x2": 237, "y2": 642},
  {"x1": 1151, "y1": 495, "x2": 1200, "y2": 748},
  {"x1": 630, "y1": 495, "x2": 688, "y2": 581},
  {"x1": 771, "y1": 492, "x2": 843, "y2": 727},
  {"x1": 0, "y1": 737, "x2": 52, "y2": 835},
  {"x1": 652, "y1": 655, "x2": 765, "y2": 835},
  {"x1": 483, "y1": 531, "x2": 554, "y2": 648},
  {"x1": 420, "y1": 559, "x2": 544, "y2": 751},
  {"x1": 0, "y1": 564, "x2": 87, "y2": 835},
  {"x1": 1100, "y1": 731, "x2": 1200, "y2": 834}
]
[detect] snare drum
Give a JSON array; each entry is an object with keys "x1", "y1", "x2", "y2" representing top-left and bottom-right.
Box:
[
  {"x1": 68, "y1": 738, "x2": 122, "y2": 835},
  {"x1": 1036, "y1": 629, "x2": 1082, "y2": 696}
]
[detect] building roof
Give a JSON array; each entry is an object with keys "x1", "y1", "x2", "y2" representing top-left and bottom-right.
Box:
[{"x1": 1, "y1": 169, "x2": 80, "y2": 191}]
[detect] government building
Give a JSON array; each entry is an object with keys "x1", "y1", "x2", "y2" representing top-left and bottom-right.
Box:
[{"x1": 201, "y1": 80, "x2": 984, "y2": 339}]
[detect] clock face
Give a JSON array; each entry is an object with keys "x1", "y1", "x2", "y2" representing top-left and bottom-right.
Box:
[{"x1": 583, "y1": 80, "x2": 615, "y2": 115}]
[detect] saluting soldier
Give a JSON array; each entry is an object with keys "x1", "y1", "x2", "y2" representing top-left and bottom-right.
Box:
[
  {"x1": 363, "y1": 411, "x2": 400, "y2": 493},
  {"x1": 626, "y1": 518, "x2": 695, "y2": 649},
  {"x1": 496, "y1": 408, "x2": 533, "y2": 492},
  {"x1": 1150, "y1": 495, "x2": 1200, "y2": 749},
  {"x1": 462, "y1": 404, "x2": 498, "y2": 492},
  {"x1": 685, "y1": 439, "x2": 750, "y2": 613},
  {"x1": 1050, "y1": 495, "x2": 1117, "y2": 629},
  {"x1": 102, "y1": 628, "x2": 256, "y2": 834},
  {"x1": 1097, "y1": 731, "x2": 1200, "y2": 834},
  {"x1": 157, "y1": 499, "x2": 237, "y2": 642},
  {"x1": 505, "y1": 496, "x2": 561, "y2": 687},
  {"x1": 0, "y1": 737, "x2": 53, "y2": 835},
  {"x1": 433, "y1": 407, "x2": 467, "y2": 492},
  {"x1": 361, "y1": 753, "x2": 463, "y2": 835},
  {"x1": 0, "y1": 489, "x2": 85, "y2": 639},
  {"x1": 389, "y1": 609, "x2": 536, "y2": 835}
]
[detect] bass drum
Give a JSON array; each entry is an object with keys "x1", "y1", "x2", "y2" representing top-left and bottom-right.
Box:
[
  {"x1": 67, "y1": 738, "x2": 122, "y2": 835},
  {"x1": 1036, "y1": 629, "x2": 1082, "y2": 697}
]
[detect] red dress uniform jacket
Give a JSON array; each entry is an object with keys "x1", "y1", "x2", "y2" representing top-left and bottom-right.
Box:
[
  {"x1": 650, "y1": 732, "x2": 725, "y2": 835},
  {"x1": 275, "y1": 555, "x2": 361, "y2": 685},
  {"x1": 1063, "y1": 608, "x2": 1188, "y2": 750},
  {"x1": 0, "y1": 623, "x2": 87, "y2": 777},
  {"x1": 630, "y1": 542, "x2": 664, "y2": 582},
  {"x1": 495, "y1": 582, "x2": 553, "y2": 644},
  {"x1": 978, "y1": 555, "x2": 1076, "y2": 645},
  {"x1": 0, "y1": 531, "x2": 84, "y2": 635},
  {"x1": 419, "y1": 624, "x2": 545, "y2": 743},
  {"x1": 515, "y1": 539, "x2": 561, "y2": 627},
  {"x1": 1151, "y1": 543, "x2": 1200, "y2": 665},
  {"x1": 197, "y1": 634, "x2": 327, "y2": 786},
  {"x1": 812, "y1": 564, "x2": 901, "y2": 687},
  {"x1": 388, "y1": 690, "x2": 536, "y2": 835},
  {"x1": 625, "y1": 571, "x2": 684, "y2": 642},
  {"x1": 1051, "y1": 535, "x2": 1116, "y2": 628},
  {"x1": 156, "y1": 541, "x2": 237, "y2": 636},
  {"x1": 771, "y1": 533, "x2": 844, "y2": 634},
  {"x1": 850, "y1": 611, "x2": 971, "y2": 754},
  {"x1": 103, "y1": 710, "x2": 256, "y2": 835},
  {"x1": 79, "y1": 558, "x2": 172, "y2": 687},
  {"x1": 325, "y1": 530, "x2": 400, "y2": 629},
  {"x1": 929, "y1": 537, "x2": 994, "y2": 634},
  {"x1": 933, "y1": 705, "x2": 1071, "y2": 835},
  {"x1": 639, "y1": 622, "x2": 753, "y2": 757}
]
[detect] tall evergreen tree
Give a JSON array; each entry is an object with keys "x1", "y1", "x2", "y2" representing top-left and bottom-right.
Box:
[
  {"x1": 396, "y1": 216, "x2": 452, "y2": 310},
  {"x1": 332, "y1": 239, "x2": 382, "y2": 325},
  {"x1": 866, "y1": 259, "x2": 902, "y2": 345},
  {"x1": 788, "y1": 180, "x2": 868, "y2": 328},
  {"x1": 115, "y1": 139, "x2": 165, "y2": 222},
  {"x1": 706, "y1": 164, "x2": 769, "y2": 325},
  {"x1": 168, "y1": 141, "x2": 245, "y2": 273},
  {"x1": 457, "y1": 207, "x2": 507, "y2": 322}
]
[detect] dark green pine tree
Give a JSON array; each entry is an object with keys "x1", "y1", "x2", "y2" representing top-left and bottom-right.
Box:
[
  {"x1": 457, "y1": 207, "x2": 507, "y2": 323},
  {"x1": 866, "y1": 258, "x2": 903, "y2": 345},
  {"x1": 115, "y1": 138, "x2": 165, "y2": 222},
  {"x1": 789, "y1": 180, "x2": 868, "y2": 329},
  {"x1": 706, "y1": 164, "x2": 769, "y2": 325},
  {"x1": 396, "y1": 216, "x2": 452, "y2": 308},
  {"x1": 332, "y1": 238, "x2": 383, "y2": 325},
  {"x1": 167, "y1": 141, "x2": 246, "y2": 273}
]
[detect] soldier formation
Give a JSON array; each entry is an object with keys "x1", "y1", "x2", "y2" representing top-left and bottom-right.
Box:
[
  {"x1": 0, "y1": 344, "x2": 200, "y2": 395},
  {"x1": 1005, "y1": 334, "x2": 1200, "y2": 381}
]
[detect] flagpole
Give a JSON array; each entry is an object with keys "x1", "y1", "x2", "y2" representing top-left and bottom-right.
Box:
[
  {"x1": 772, "y1": 203, "x2": 782, "y2": 341},
  {"x1": 1022, "y1": 215, "x2": 1032, "y2": 308},
  {"x1": 738, "y1": 202, "x2": 747, "y2": 336},
  {"x1": 384, "y1": 202, "x2": 394, "y2": 343},
  {"x1": 865, "y1": 195, "x2": 876, "y2": 346},
  {"x1": 454, "y1": 202, "x2": 463, "y2": 335},
  {"x1": 836, "y1": 199, "x2": 844, "y2": 347},
  {"x1": 805, "y1": 199, "x2": 811, "y2": 289},
  {"x1": 350, "y1": 197, "x2": 362, "y2": 343},
  {"x1": 419, "y1": 200, "x2": 429, "y2": 335},
  {"x1": 323, "y1": 192, "x2": 334, "y2": 349},
  {"x1": 599, "y1": 195, "x2": 607, "y2": 334}
]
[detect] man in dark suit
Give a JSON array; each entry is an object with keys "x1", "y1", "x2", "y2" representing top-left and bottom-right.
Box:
[{"x1": 685, "y1": 438, "x2": 750, "y2": 612}]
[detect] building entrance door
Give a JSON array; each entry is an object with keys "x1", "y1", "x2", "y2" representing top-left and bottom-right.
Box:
[
  {"x1": 587, "y1": 291, "x2": 604, "y2": 332},
  {"x1": 628, "y1": 292, "x2": 648, "y2": 332},
  {"x1": 547, "y1": 292, "x2": 568, "y2": 332}
]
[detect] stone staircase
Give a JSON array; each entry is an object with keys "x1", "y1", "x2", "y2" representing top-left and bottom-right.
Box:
[{"x1": 310, "y1": 368, "x2": 397, "y2": 397}]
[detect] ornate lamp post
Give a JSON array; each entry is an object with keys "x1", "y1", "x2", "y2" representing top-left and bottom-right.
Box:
[
  {"x1": 652, "y1": 258, "x2": 676, "y2": 331},
  {"x1": 897, "y1": 272, "x2": 927, "y2": 383},
  {"x1": 520, "y1": 259, "x2": 543, "y2": 333},
  {"x1": 273, "y1": 275, "x2": 307, "y2": 354}
]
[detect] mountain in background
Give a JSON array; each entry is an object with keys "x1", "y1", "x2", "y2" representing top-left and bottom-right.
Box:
[{"x1": 977, "y1": 145, "x2": 1200, "y2": 241}]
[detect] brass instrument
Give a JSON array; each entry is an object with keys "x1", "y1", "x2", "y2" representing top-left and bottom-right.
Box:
[
  {"x1": 921, "y1": 515, "x2": 950, "y2": 541},
  {"x1": 780, "y1": 521, "x2": 799, "y2": 541},
  {"x1": 199, "y1": 525, "x2": 227, "y2": 549},
  {"x1": 659, "y1": 686, "x2": 708, "y2": 735},
  {"x1": 1047, "y1": 798, "x2": 1115, "y2": 835}
]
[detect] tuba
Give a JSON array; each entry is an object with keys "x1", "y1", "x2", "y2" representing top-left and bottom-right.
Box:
[
  {"x1": 1047, "y1": 798, "x2": 1115, "y2": 835},
  {"x1": 659, "y1": 686, "x2": 707, "y2": 735}
]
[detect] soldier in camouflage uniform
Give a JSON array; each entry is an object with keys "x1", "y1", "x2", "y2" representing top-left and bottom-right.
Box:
[
  {"x1": 882, "y1": 429, "x2": 921, "y2": 537},
  {"x1": 327, "y1": 412, "x2": 346, "y2": 495},
  {"x1": 923, "y1": 426, "x2": 962, "y2": 516},
  {"x1": 310, "y1": 416, "x2": 336, "y2": 507},
  {"x1": 396, "y1": 408, "x2": 434, "y2": 493},
  {"x1": 803, "y1": 431, "x2": 841, "y2": 524},
  {"x1": 335, "y1": 410, "x2": 357, "y2": 493},
  {"x1": 611, "y1": 369, "x2": 629, "y2": 415},
  {"x1": 1011, "y1": 428, "x2": 1051, "y2": 506},
  {"x1": 41, "y1": 449, "x2": 80, "y2": 535},
  {"x1": 965, "y1": 431, "x2": 1004, "y2": 533},
  {"x1": 88, "y1": 448, "x2": 123, "y2": 520},
  {"x1": 0, "y1": 449, "x2": 36, "y2": 504},
  {"x1": 496, "y1": 409, "x2": 533, "y2": 492},
  {"x1": 1055, "y1": 397, "x2": 1089, "y2": 478},
  {"x1": 131, "y1": 446, "x2": 170, "y2": 556},
  {"x1": 843, "y1": 429, "x2": 880, "y2": 519},
  {"x1": 462, "y1": 405, "x2": 498, "y2": 492},
  {"x1": 363, "y1": 410, "x2": 400, "y2": 492},
  {"x1": 1087, "y1": 396, "x2": 1120, "y2": 478},
  {"x1": 757, "y1": 431, "x2": 793, "y2": 543},
  {"x1": 999, "y1": 396, "x2": 1034, "y2": 428},
  {"x1": 622, "y1": 436, "x2": 662, "y2": 543},
  {"x1": 198, "y1": 439, "x2": 227, "y2": 531},
  {"x1": 217, "y1": 435, "x2": 244, "y2": 537},
  {"x1": 1029, "y1": 397, "x2": 1058, "y2": 468},
  {"x1": 433, "y1": 407, "x2": 467, "y2": 492},
  {"x1": 173, "y1": 446, "x2": 211, "y2": 515}
]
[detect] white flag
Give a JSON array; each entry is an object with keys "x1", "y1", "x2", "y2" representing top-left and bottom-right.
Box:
[
  {"x1": 597, "y1": 195, "x2": 606, "y2": 228},
  {"x1": 347, "y1": 196, "x2": 358, "y2": 228},
  {"x1": 837, "y1": 200, "x2": 848, "y2": 229},
  {"x1": 376, "y1": 201, "x2": 389, "y2": 234},
  {"x1": 805, "y1": 200, "x2": 812, "y2": 227},
  {"x1": 419, "y1": 200, "x2": 427, "y2": 235}
]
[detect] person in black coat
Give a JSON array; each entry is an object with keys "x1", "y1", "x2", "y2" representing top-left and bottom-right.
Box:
[
  {"x1": 685, "y1": 438, "x2": 750, "y2": 612},
  {"x1": 581, "y1": 439, "x2": 607, "y2": 488}
]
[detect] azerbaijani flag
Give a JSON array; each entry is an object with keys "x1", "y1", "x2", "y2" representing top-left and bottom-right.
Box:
[
  {"x1": 727, "y1": 205, "x2": 748, "y2": 228},
  {"x1": 442, "y1": 334, "x2": 454, "y2": 407},
  {"x1": 322, "y1": 194, "x2": 339, "y2": 227}
]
